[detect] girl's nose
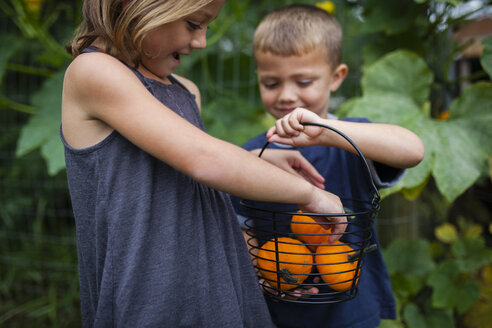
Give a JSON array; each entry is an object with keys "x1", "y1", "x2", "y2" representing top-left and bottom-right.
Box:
[{"x1": 191, "y1": 30, "x2": 207, "y2": 49}]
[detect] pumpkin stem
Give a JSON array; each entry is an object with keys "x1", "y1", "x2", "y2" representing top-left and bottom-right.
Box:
[
  {"x1": 347, "y1": 243, "x2": 378, "y2": 262},
  {"x1": 343, "y1": 207, "x2": 356, "y2": 219},
  {"x1": 279, "y1": 268, "x2": 298, "y2": 284}
]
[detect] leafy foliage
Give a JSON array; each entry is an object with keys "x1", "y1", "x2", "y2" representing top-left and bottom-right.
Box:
[
  {"x1": 1, "y1": 0, "x2": 491, "y2": 327},
  {"x1": 340, "y1": 50, "x2": 492, "y2": 203},
  {"x1": 384, "y1": 232, "x2": 492, "y2": 326},
  {"x1": 16, "y1": 71, "x2": 65, "y2": 175},
  {"x1": 482, "y1": 37, "x2": 492, "y2": 77}
]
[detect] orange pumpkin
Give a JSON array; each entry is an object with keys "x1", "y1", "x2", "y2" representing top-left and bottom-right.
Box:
[
  {"x1": 315, "y1": 241, "x2": 359, "y2": 291},
  {"x1": 290, "y1": 211, "x2": 331, "y2": 251},
  {"x1": 257, "y1": 237, "x2": 313, "y2": 290}
]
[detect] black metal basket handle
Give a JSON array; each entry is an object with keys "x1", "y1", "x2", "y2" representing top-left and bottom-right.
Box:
[{"x1": 258, "y1": 121, "x2": 381, "y2": 204}]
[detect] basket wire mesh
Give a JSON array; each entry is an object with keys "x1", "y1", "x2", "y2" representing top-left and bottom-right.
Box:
[{"x1": 239, "y1": 122, "x2": 381, "y2": 304}]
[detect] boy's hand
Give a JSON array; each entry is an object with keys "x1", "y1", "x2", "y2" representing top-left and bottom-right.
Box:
[
  {"x1": 253, "y1": 149, "x2": 325, "y2": 189},
  {"x1": 266, "y1": 108, "x2": 324, "y2": 147},
  {"x1": 259, "y1": 276, "x2": 322, "y2": 300}
]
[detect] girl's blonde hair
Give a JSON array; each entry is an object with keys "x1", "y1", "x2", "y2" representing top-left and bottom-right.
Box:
[
  {"x1": 67, "y1": 0, "x2": 215, "y2": 67},
  {"x1": 253, "y1": 4, "x2": 342, "y2": 69}
]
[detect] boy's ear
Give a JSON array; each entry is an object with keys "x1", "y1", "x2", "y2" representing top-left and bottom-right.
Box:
[{"x1": 330, "y1": 64, "x2": 348, "y2": 92}]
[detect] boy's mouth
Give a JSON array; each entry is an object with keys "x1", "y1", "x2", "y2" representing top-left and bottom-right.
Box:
[{"x1": 172, "y1": 52, "x2": 180, "y2": 60}]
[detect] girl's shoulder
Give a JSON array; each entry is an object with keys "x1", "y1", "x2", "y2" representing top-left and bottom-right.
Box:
[
  {"x1": 65, "y1": 51, "x2": 131, "y2": 90},
  {"x1": 171, "y1": 74, "x2": 201, "y2": 109}
]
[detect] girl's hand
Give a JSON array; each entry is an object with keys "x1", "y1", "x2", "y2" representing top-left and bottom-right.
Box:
[
  {"x1": 299, "y1": 187, "x2": 346, "y2": 244},
  {"x1": 266, "y1": 108, "x2": 324, "y2": 147},
  {"x1": 252, "y1": 149, "x2": 325, "y2": 189}
]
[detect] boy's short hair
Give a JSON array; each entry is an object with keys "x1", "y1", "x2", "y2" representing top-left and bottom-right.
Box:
[{"x1": 253, "y1": 4, "x2": 342, "y2": 68}]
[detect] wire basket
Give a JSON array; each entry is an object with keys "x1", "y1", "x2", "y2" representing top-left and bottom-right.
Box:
[{"x1": 239, "y1": 122, "x2": 381, "y2": 304}]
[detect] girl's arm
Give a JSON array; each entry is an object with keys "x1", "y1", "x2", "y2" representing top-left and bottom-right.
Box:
[
  {"x1": 249, "y1": 149, "x2": 325, "y2": 189},
  {"x1": 267, "y1": 108, "x2": 425, "y2": 169},
  {"x1": 62, "y1": 53, "x2": 345, "y2": 241}
]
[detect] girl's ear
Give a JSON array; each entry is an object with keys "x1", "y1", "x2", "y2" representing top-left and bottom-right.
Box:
[{"x1": 329, "y1": 64, "x2": 348, "y2": 92}]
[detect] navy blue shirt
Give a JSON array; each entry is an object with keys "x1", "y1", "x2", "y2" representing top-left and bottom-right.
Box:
[{"x1": 231, "y1": 117, "x2": 399, "y2": 328}]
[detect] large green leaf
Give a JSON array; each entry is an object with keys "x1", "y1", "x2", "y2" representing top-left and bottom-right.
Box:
[
  {"x1": 451, "y1": 237, "x2": 492, "y2": 272},
  {"x1": 341, "y1": 50, "x2": 492, "y2": 202},
  {"x1": 403, "y1": 303, "x2": 428, "y2": 328},
  {"x1": 432, "y1": 121, "x2": 485, "y2": 202},
  {"x1": 361, "y1": 50, "x2": 433, "y2": 107},
  {"x1": 427, "y1": 259, "x2": 481, "y2": 314},
  {"x1": 383, "y1": 238, "x2": 435, "y2": 277},
  {"x1": 448, "y1": 82, "x2": 492, "y2": 153},
  {"x1": 403, "y1": 303, "x2": 454, "y2": 328},
  {"x1": 16, "y1": 70, "x2": 65, "y2": 175},
  {"x1": 339, "y1": 92, "x2": 422, "y2": 125},
  {"x1": 481, "y1": 37, "x2": 492, "y2": 78}
]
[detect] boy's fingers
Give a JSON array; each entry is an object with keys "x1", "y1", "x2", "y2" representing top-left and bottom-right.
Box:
[
  {"x1": 275, "y1": 120, "x2": 286, "y2": 136},
  {"x1": 280, "y1": 117, "x2": 300, "y2": 136},
  {"x1": 266, "y1": 126, "x2": 276, "y2": 138},
  {"x1": 289, "y1": 111, "x2": 305, "y2": 132}
]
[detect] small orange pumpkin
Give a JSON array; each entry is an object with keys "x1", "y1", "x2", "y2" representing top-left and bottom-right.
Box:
[
  {"x1": 257, "y1": 237, "x2": 313, "y2": 290},
  {"x1": 315, "y1": 241, "x2": 359, "y2": 291},
  {"x1": 290, "y1": 211, "x2": 331, "y2": 251}
]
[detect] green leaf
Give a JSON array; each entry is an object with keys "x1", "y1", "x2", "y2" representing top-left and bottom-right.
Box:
[
  {"x1": 383, "y1": 238, "x2": 435, "y2": 277},
  {"x1": 339, "y1": 93, "x2": 422, "y2": 125},
  {"x1": 403, "y1": 303, "x2": 427, "y2": 328},
  {"x1": 433, "y1": 121, "x2": 485, "y2": 202},
  {"x1": 448, "y1": 82, "x2": 492, "y2": 154},
  {"x1": 0, "y1": 34, "x2": 21, "y2": 83},
  {"x1": 360, "y1": 0, "x2": 424, "y2": 36},
  {"x1": 434, "y1": 0, "x2": 461, "y2": 5},
  {"x1": 41, "y1": 132, "x2": 66, "y2": 176},
  {"x1": 451, "y1": 237, "x2": 492, "y2": 272},
  {"x1": 480, "y1": 37, "x2": 492, "y2": 78},
  {"x1": 428, "y1": 259, "x2": 481, "y2": 313},
  {"x1": 16, "y1": 70, "x2": 65, "y2": 175},
  {"x1": 361, "y1": 50, "x2": 433, "y2": 107},
  {"x1": 378, "y1": 319, "x2": 405, "y2": 328},
  {"x1": 435, "y1": 223, "x2": 458, "y2": 244},
  {"x1": 343, "y1": 49, "x2": 492, "y2": 203},
  {"x1": 402, "y1": 301, "x2": 454, "y2": 328},
  {"x1": 425, "y1": 308, "x2": 455, "y2": 328},
  {"x1": 389, "y1": 272, "x2": 424, "y2": 298}
]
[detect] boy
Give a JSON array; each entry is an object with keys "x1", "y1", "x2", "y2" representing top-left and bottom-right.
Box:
[{"x1": 232, "y1": 4, "x2": 424, "y2": 328}]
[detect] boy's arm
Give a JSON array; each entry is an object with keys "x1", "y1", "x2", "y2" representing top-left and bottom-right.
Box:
[{"x1": 267, "y1": 108, "x2": 425, "y2": 169}]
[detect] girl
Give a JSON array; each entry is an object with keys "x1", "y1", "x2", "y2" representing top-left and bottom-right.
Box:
[{"x1": 61, "y1": 0, "x2": 345, "y2": 327}]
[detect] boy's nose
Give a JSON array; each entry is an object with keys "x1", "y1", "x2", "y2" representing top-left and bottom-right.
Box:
[
  {"x1": 278, "y1": 85, "x2": 297, "y2": 103},
  {"x1": 191, "y1": 30, "x2": 207, "y2": 49}
]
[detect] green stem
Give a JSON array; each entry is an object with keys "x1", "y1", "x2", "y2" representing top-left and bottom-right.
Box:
[
  {"x1": 0, "y1": 97, "x2": 36, "y2": 114},
  {"x1": 7, "y1": 63, "x2": 54, "y2": 77}
]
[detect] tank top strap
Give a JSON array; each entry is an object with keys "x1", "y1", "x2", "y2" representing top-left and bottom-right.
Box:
[
  {"x1": 80, "y1": 45, "x2": 99, "y2": 54},
  {"x1": 167, "y1": 75, "x2": 191, "y2": 93},
  {"x1": 80, "y1": 46, "x2": 151, "y2": 88},
  {"x1": 79, "y1": 46, "x2": 191, "y2": 92}
]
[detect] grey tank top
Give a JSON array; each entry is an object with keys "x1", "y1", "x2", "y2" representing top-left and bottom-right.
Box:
[{"x1": 61, "y1": 47, "x2": 274, "y2": 328}]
